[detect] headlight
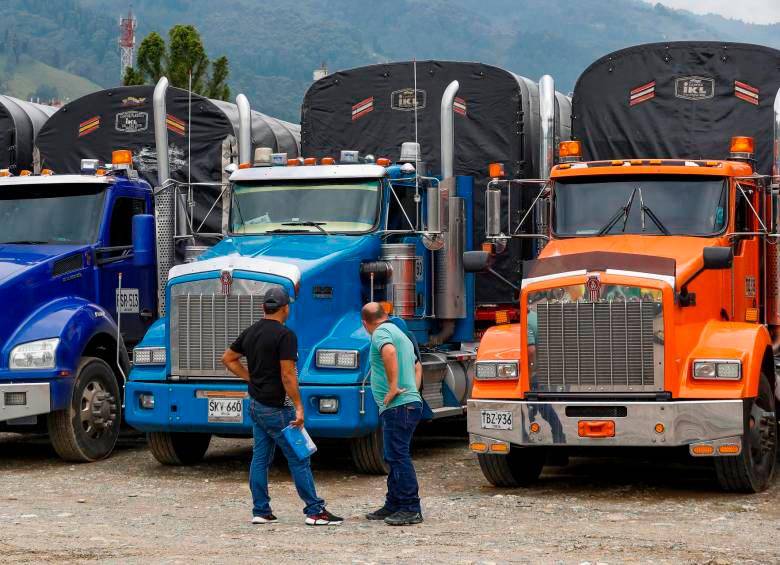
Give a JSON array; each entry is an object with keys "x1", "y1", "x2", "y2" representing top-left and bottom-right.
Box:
[
  {"x1": 475, "y1": 361, "x2": 519, "y2": 380},
  {"x1": 133, "y1": 347, "x2": 167, "y2": 366},
  {"x1": 316, "y1": 349, "x2": 359, "y2": 369},
  {"x1": 693, "y1": 359, "x2": 741, "y2": 380},
  {"x1": 9, "y1": 338, "x2": 59, "y2": 370}
]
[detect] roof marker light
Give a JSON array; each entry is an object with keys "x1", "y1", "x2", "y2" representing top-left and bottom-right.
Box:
[
  {"x1": 0, "y1": 169, "x2": 12, "y2": 177},
  {"x1": 303, "y1": 157, "x2": 317, "y2": 166},
  {"x1": 558, "y1": 140, "x2": 582, "y2": 163},
  {"x1": 19, "y1": 170, "x2": 32, "y2": 176},
  {"x1": 488, "y1": 162, "x2": 505, "y2": 178},
  {"x1": 730, "y1": 136, "x2": 755, "y2": 160},
  {"x1": 40, "y1": 169, "x2": 54, "y2": 176},
  {"x1": 112, "y1": 149, "x2": 133, "y2": 166},
  {"x1": 238, "y1": 162, "x2": 251, "y2": 169},
  {"x1": 321, "y1": 157, "x2": 336, "y2": 165},
  {"x1": 376, "y1": 157, "x2": 391, "y2": 167}
]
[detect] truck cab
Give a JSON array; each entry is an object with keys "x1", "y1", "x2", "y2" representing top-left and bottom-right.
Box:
[
  {"x1": 126, "y1": 82, "x2": 479, "y2": 473},
  {"x1": 468, "y1": 137, "x2": 778, "y2": 492},
  {"x1": 0, "y1": 153, "x2": 157, "y2": 461}
]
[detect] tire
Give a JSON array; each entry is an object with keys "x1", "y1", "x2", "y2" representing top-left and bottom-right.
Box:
[
  {"x1": 48, "y1": 357, "x2": 121, "y2": 462},
  {"x1": 477, "y1": 447, "x2": 548, "y2": 487},
  {"x1": 148, "y1": 431, "x2": 211, "y2": 465},
  {"x1": 714, "y1": 373, "x2": 777, "y2": 493},
  {"x1": 350, "y1": 427, "x2": 389, "y2": 475}
]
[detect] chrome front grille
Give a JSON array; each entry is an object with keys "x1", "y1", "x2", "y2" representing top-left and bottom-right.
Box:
[
  {"x1": 170, "y1": 278, "x2": 282, "y2": 377},
  {"x1": 533, "y1": 300, "x2": 663, "y2": 392}
]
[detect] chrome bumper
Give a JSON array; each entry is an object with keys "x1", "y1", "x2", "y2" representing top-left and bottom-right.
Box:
[
  {"x1": 0, "y1": 383, "x2": 51, "y2": 422},
  {"x1": 467, "y1": 399, "x2": 744, "y2": 447}
]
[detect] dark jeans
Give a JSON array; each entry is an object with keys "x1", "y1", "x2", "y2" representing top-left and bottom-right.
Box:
[
  {"x1": 381, "y1": 401, "x2": 423, "y2": 513},
  {"x1": 249, "y1": 399, "x2": 325, "y2": 517}
]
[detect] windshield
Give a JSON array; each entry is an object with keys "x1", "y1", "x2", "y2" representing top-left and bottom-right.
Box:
[
  {"x1": 230, "y1": 179, "x2": 381, "y2": 234},
  {"x1": 553, "y1": 175, "x2": 728, "y2": 236},
  {"x1": 0, "y1": 183, "x2": 106, "y2": 244}
]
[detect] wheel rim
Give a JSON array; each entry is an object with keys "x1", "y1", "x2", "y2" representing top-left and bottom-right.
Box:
[{"x1": 79, "y1": 380, "x2": 117, "y2": 439}]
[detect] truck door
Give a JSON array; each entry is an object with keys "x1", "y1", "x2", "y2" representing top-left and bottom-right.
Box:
[
  {"x1": 97, "y1": 195, "x2": 155, "y2": 343},
  {"x1": 731, "y1": 181, "x2": 760, "y2": 323}
]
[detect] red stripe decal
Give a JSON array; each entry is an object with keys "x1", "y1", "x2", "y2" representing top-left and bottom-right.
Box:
[
  {"x1": 735, "y1": 80, "x2": 759, "y2": 94},
  {"x1": 629, "y1": 92, "x2": 655, "y2": 106},
  {"x1": 630, "y1": 81, "x2": 655, "y2": 95},
  {"x1": 351, "y1": 106, "x2": 373, "y2": 121},
  {"x1": 79, "y1": 116, "x2": 100, "y2": 128},
  {"x1": 735, "y1": 91, "x2": 759, "y2": 106},
  {"x1": 352, "y1": 97, "x2": 374, "y2": 112}
]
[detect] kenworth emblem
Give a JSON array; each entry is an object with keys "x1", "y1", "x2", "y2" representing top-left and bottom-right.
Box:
[
  {"x1": 675, "y1": 76, "x2": 714, "y2": 101},
  {"x1": 586, "y1": 275, "x2": 602, "y2": 302},
  {"x1": 391, "y1": 88, "x2": 426, "y2": 111},
  {"x1": 220, "y1": 270, "x2": 233, "y2": 295}
]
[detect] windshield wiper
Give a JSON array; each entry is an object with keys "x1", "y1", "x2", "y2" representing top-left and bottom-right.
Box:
[
  {"x1": 265, "y1": 228, "x2": 312, "y2": 234},
  {"x1": 0, "y1": 240, "x2": 49, "y2": 244},
  {"x1": 638, "y1": 190, "x2": 670, "y2": 235},
  {"x1": 597, "y1": 187, "x2": 638, "y2": 235},
  {"x1": 281, "y1": 221, "x2": 328, "y2": 234}
]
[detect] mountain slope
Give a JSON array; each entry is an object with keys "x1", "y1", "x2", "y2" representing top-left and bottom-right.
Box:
[{"x1": 7, "y1": 0, "x2": 780, "y2": 120}]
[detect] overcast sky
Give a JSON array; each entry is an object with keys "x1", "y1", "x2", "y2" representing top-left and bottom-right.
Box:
[{"x1": 641, "y1": 0, "x2": 780, "y2": 24}]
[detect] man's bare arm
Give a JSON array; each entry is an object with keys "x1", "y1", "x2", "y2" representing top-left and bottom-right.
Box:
[
  {"x1": 414, "y1": 361, "x2": 422, "y2": 391},
  {"x1": 222, "y1": 348, "x2": 249, "y2": 381},
  {"x1": 280, "y1": 359, "x2": 304, "y2": 427}
]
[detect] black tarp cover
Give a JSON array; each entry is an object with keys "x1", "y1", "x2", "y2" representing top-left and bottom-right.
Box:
[
  {"x1": 302, "y1": 60, "x2": 571, "y2": 305},
  {"x1": 572, "y1": 42, "x2": 780, "y2": 174},
  {"x1": 0, "y1": 95, "x2": 57, "y2": 173},
  {"x1": 36, "y1": 85, "x2": 300, "y2": 234}
]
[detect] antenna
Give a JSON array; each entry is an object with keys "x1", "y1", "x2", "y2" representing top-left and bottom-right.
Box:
[
  {"x1": 118, "y1": 6, "x2": 136, "y2": 80},
  {"x1": 413, "y1": 58, "x2": 420, "y2": 228}
]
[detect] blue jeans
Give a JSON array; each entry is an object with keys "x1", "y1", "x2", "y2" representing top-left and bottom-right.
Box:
[
  {"x1": 381, "y1": 401, "x2": 423, "y2": 513},
  {"x1": 249, "y1": 399, "x2": 325, "y2": 517}
]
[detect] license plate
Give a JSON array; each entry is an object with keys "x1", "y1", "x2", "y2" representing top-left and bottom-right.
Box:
[
  {"x1": 116, "y1": 288, "x2": 140, "y2": 314},
  {"x1": 208, "y1": 397, "x2": 243, "y2": 423},
  {"x1": 481, "y1": 410, "x2": 513, "y2": 430}
]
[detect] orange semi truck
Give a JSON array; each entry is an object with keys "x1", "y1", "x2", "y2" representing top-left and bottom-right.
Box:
[{"x1": 466, "y1": 42, "x2": 780, "y2": 492}]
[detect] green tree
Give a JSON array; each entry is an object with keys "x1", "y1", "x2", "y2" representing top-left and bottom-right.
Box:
[{"x1": 122, "y1": 25, "x2": 230, "y2": 101}]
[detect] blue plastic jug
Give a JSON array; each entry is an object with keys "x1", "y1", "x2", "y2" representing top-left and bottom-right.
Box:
[{"x1": 282, "y1": 425, "x2": 317, "y2": 459}]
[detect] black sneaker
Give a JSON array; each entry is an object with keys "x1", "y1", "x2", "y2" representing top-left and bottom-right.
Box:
[
  {"x1": 251, "y1": 514, "x2": 278, "y2": 524},
  {"x1": 366, "y1": 507, "x2": 394, "y2": 520},
  {"x1": 305, "y1": 509, "x2": 344, "y2": 526},
  {"x1": 385, "y1": 511, "x2": 423, "y2": 526}
]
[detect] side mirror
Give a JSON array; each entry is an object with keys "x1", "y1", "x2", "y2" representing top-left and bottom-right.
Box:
[
  {"x1": 463, "y1": 250, "x2": 491, "y2": 273},
  {"x1": 702, "y1": 246, "x2": 733, "y2": 270},
  {"x1": 224, "y1": 163, "x2": 238, "y2": 175},
  {"x1": 132, "y1": 214, "x2": 156, "y2": 267}
]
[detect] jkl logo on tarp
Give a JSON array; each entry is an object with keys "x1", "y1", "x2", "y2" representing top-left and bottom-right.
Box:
[
  {"x1": 675, "y1": 76, "x2": 714, "y2": 101},
  {"x1": 116, "y1": 111, "x2": 149, "y2": 133},
  {"x1": 391, "y1": 88, "x2": 426, "y2": 111}
]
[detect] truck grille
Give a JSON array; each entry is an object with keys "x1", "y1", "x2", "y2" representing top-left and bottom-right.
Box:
[
  {"x1": 170, "y1": 279, "x2": 282, "y2": 377},
  {"x1": 533, "y1": 300, "x2": 663, "y2": 392}
]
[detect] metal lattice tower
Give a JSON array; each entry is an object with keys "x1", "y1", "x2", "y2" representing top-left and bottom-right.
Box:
[{"x1": 119, "y1": 8, "x2": 137, "y2": 79}]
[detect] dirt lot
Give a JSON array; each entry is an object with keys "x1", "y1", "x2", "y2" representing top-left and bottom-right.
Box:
[{"x1": 1, "y1": 422, "x2": 779, "y2": 564}]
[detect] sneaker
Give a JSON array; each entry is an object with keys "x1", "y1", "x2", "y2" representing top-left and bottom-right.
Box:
[
  {"x1": 384, "y1": 511, "x2": 423, "y2": 526},
  {"x1": 366, "y1": 507, "x2": 394, "y2": 521},
  {"x1": 251, "y1": 514, "x2": 278, "y2": 524},
  {"x1": 305, "y1": 509, "x2": 344, "y2": 526}
]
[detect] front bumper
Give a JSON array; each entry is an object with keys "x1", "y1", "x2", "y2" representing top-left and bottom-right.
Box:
[
  {"x1": 125, "y1": 380, "x2": 380, "y2": 438},
  {"x1": 0, "y1": 382, "x2": 51, "y2": 422},
  {"x1": 467, "y1": 398, "x2": 744, "y2": 447}
]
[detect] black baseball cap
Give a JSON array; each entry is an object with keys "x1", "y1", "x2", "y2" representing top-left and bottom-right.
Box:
[{"x1": 264, "y1": 287, "x2": 291, "y2": 309}]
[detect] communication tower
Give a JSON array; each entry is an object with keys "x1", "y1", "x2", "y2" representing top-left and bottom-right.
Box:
[{"x1": 119, "y1": 8, "x2": 137, "y2": 79}]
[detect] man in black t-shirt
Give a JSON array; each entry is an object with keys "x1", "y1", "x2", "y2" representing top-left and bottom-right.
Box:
[{"x1": 222, "y1": 286, "x2": 342, "y2": 526}]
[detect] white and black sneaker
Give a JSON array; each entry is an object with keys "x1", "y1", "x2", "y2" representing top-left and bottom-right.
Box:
[
  {"x1": 305, "y1": 509, "x2": 344, "y2": 526},
  {"x1": 252, "y1": 514, "x2": 278, "y2": 524}
]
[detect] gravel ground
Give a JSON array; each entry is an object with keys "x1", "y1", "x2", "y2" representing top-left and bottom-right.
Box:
[{"x1": 1, "y1": 422, "x2": 779, "y2": 564}]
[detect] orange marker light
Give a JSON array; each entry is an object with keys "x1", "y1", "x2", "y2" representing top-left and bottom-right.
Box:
[
  {"x1": 287, "y1": 159, "x2": 301, "y2": 167},
  {"x1": 376, "y1": 157, "x2": 392, "y2": 167},
  {"x1": 529, "y1": 422, "x2": 541, "y2": 434},
  {"x1": 558, "y1": 140, "x2": 582, "y2": 160},
  {"x1": 19, "y1": 170, "x2": 32, "y2": 176},
  {"x1": 40, "y1": 168, "x2": 54, "y2": 176},
  {"x1": 495, "y1": 310, "x2": 509, "y2": 325},
  {"x1": 718, "y1": 444, "x2": 740, "y2": 455},
  {"x1": 654, "y1": 423, "x2": 665, "y2": 434},
  {"x1": 303, "y1": 157, "x2": 317, "y2": 166},
  {"x1": 691, "y1": 444, "x2": 714, "y2": 456},
  {"x1": 379, "y1": 301, "x2": 394, "y2": 315},
  {"x1": 112, "y1": 149, "x2": 133, "y2": 166},
  {"x1": 0, "y1": 169, "x2": 12, "y2": 177},
  {"x1": 611, "y1": 160, "x2": 624, "y2": 166},
  {"x1": 488, "y1": 162, "x2": 505, "y2": 178},
  {"x1": 730, "y1": 136, "x2": 755, "y2": 155},
  {"x1": 649, "y1": 159, "x2": 662, "y2": 165},
  {"x1": 470, "y1": 442, "x2": 488, "y2": 453},
  {"x1": 577, "y1": 420, "x2": 615, "y2": 438},
  {"x1": 238, "y1": 162, "x2": 251, "y2": 169},
  {"x1": 489, "y1": 443, "x2": 509, "y2": 453},
  {"x1": 321, "y1": 157, "x2": 336, "y2": 165}
]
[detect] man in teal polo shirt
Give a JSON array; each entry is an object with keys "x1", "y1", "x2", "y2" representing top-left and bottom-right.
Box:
[{"x1": 361, "y1": 302, "x2": 424, "y2": 526}]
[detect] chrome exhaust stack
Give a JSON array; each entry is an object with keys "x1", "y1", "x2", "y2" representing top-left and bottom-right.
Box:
[
  {"x1": 539, "y1": 75, "x2": 556, "y2": 179},
  {"x1": 236, "y1": 93, "x2": 252, "y2": 166}
]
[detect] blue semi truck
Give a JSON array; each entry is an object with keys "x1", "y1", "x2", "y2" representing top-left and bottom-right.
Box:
[
  {"x1": 126, "y1": 66, "x2": 570, "y2": 473},
  {"x1": 0, "y1": 153, "x2": 158, "y2": 461}
]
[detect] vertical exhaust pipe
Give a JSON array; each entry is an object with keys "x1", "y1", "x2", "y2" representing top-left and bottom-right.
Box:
[
  {"x1": 539, "y1": 75, "x2": 556, "y2": 179},
  {"x1": 153, "y1": 77, "x2": 170, "y2": 189},
  {"x1": 440, "y1": 80, "x2": 459, "y2": 178},
  {"x1": 236, "y1": 94, "x2": 252, "y2": 165}
]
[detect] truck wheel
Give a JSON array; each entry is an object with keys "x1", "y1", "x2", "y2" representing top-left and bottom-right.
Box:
[
  {"x1": 350, "y1": 427, "x2": 389, "y2": 475},
  {"x1": 714, "y1": 373, "x2": 777, "y2": 493},
  {"x1": 148, "y1": 432, "x2": 211, "y2": 465},
  {"x1": 477, "y1": 447, "x2": 548, "y2": 487},
  {"x1": 48, "y1": 357, "x2": 121, "y2": 462}
]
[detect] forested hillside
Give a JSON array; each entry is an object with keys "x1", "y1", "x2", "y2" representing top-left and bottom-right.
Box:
[{"x1": 3, "y1": 0, "x2": 780, "y2": 119}]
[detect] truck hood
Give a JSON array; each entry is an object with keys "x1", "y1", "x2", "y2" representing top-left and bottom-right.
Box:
[
  {"x1": 539, "y1": 236, "x2": 719, "y2": 285},
  {"x1": 0, "y1": 244, "x2": 85, "y2": 283}
]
